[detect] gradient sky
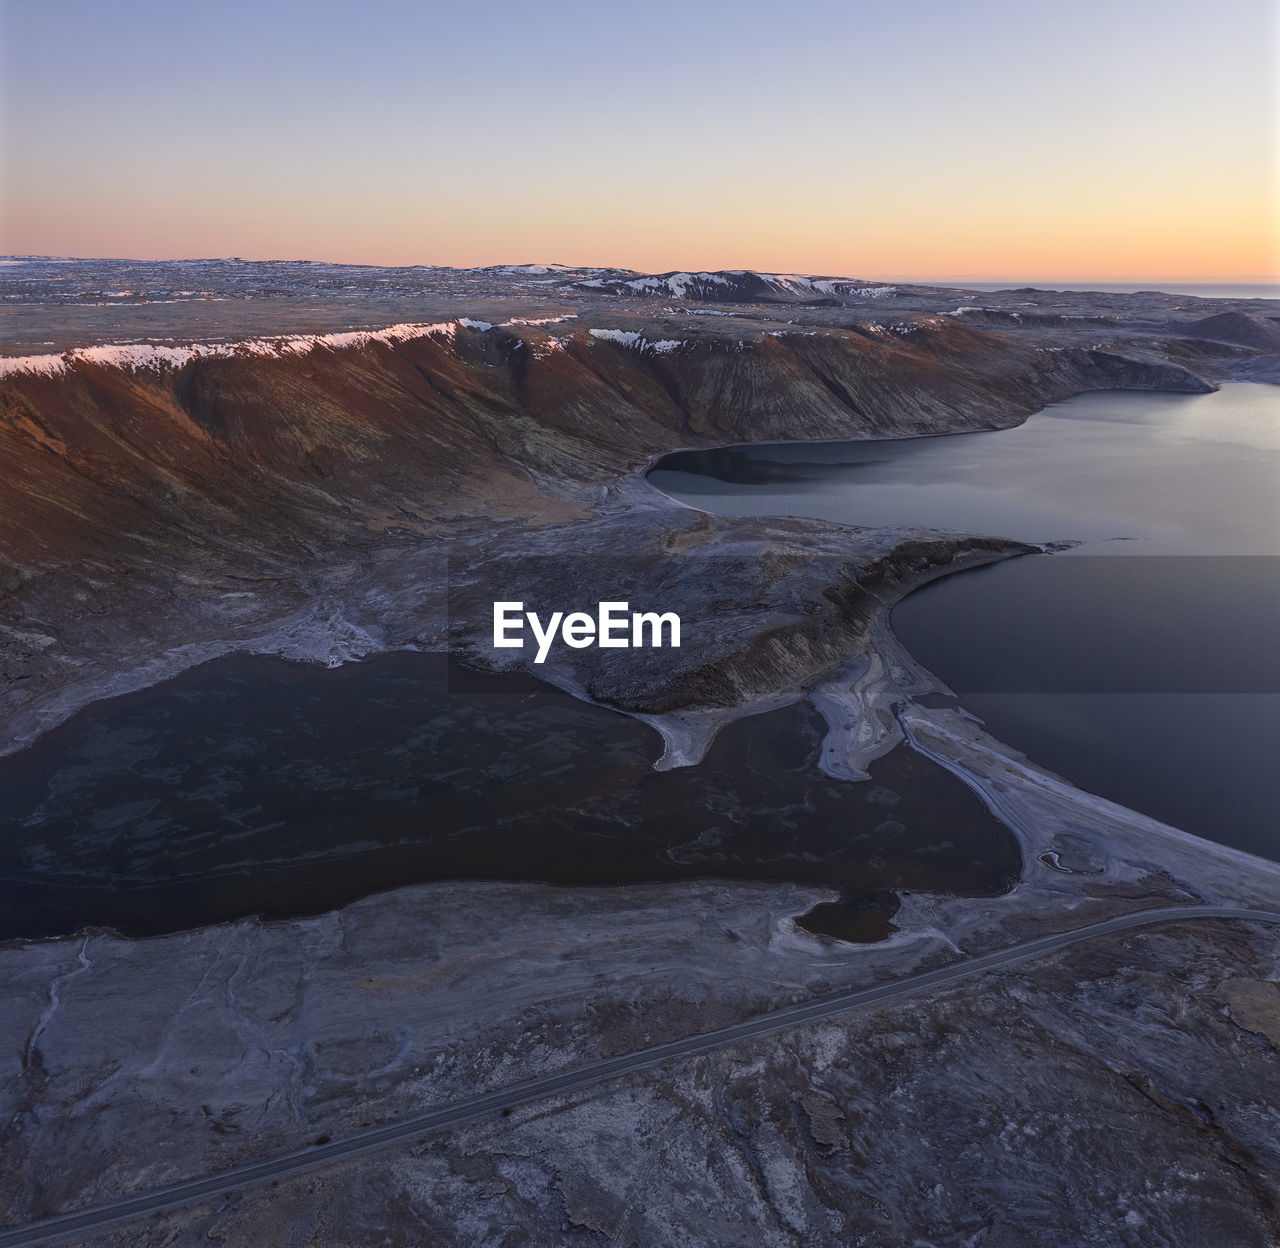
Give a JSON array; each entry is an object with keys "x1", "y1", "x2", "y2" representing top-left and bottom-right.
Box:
[{"x1": 1, "y1": 0, "x2": 1276, "y2": 278}]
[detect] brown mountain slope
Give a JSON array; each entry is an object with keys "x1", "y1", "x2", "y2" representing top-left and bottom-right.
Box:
[{"x1": 0, "y1": 315, "x2": 1213, "y2": 748}]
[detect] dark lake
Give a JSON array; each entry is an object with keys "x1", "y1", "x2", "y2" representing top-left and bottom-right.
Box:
[
  {"x1": 0, "y1": 652, "x2": 1018, "y2": 943},
  {"x1": 652, "y1": 383, "x2": 1280, "y2": 857}
]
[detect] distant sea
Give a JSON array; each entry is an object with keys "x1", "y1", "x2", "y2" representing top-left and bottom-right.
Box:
[{"x1": 947, "y1": 281, "x2": 1279, "y2": 301}]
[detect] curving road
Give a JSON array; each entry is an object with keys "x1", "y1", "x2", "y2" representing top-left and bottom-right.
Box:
[{"x1": 3, "y1": 905, "x2": 1278, "y2": 1247}]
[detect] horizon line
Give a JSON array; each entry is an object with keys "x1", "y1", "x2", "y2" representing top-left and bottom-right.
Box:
[{"x1": 2, "y1": 255, "x2": 1278, "y2": 286}]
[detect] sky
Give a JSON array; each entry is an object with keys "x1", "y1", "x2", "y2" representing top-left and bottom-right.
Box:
[{"x1": 1, "y1": 0, "x2": 1276, "y2": 280}]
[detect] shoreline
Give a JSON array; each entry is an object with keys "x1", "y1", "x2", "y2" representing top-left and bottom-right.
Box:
[
  {"x1": 3, "y1": 412, "x2": 1279, "y2": 939},
  {"x1": 0, "y1": 304, "x2": 1276, "y2": 941},
  {"x1": 4, "y1": 507, "x2": 1279, "y2": 956}
]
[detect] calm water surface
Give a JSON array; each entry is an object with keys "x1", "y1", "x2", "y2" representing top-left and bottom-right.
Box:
[
  {"x1": 653, "y1": 384, "x2": 1280, "y2": 856},
  {"x1": 0, "y1": 653, "x2": 1017, "y2": 942}
]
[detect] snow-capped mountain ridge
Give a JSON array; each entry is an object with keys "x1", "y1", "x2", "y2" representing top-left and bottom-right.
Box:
[
  {"x1": 562, "y1": 269, "x2": 897, "y2": 303},
  {"x1": 1, "y1": 256, "x2": 897, "y2": 306}
]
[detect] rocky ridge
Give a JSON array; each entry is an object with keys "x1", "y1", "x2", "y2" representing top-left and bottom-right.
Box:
[{"x1": 0, "y1": 272, "x2": 1247, "y2": 756}]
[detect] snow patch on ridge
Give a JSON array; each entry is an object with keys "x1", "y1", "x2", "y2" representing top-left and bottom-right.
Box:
[
  {"x1": 0, "y1": 353, "x2": 68, "y2": 377},
  {"x1": 755, "y1": 274, "x2": 899, "y2": 299},
  {"x1": 496, "y1": 263, "x2": 576, "y2": 275},
  {"x1": 588, "y1": 329, "x2": 684, "y2": 354},
  {"x1": 0, "y1": 321, "x2": 463, "y2": 378},
  {"x1": 622, "y1": 272, "x2": 731, "y2": 298}
]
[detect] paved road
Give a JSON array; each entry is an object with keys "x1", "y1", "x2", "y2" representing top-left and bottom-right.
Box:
[{"x1": 3, "y1": 904, "x2": 1278, "y2": 1247}]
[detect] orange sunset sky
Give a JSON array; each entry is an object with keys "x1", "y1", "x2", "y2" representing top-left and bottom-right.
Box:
[{"x1": 1, "y1": 0, "x2": 1276, "y2": 281}]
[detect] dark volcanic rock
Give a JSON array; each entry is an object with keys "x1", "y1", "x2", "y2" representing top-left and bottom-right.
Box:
[
  {"x1": 1181, "y1": 311, "x2": 1280, "y2": 352},
  {"x1": 1084, "y1": 348, "x2": 1217, "y2": 393},
  {"x1": 447, "y1": 510, "x2": 1033, "y2": 715}
]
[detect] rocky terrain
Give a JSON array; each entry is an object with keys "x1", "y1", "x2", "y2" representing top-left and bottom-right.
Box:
[
  {"x1": 4, "y1": 260, "x2": 1273, "y2": 755},
  {"x1": 2, "y1": 259, "x2": 1280, "y2": 1244},
  {"x1": 5, "y1": 795, "x2": 1280, "y2": 1245}
]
